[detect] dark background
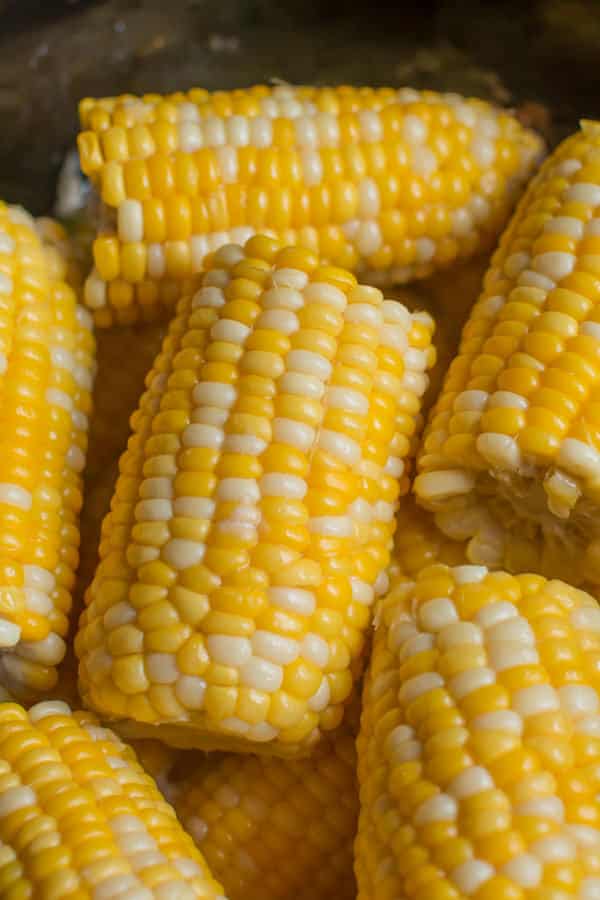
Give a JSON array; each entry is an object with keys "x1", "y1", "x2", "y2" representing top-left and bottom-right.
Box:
[{"x1": 1, "y1": 0, "x2": 599, "y2": 213}]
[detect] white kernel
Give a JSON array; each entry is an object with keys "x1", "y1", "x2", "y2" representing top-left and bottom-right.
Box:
[
  {"x1": 250, "y1": 116, "x2": 273, "y2": 148},
  {"x1": 358, "y1": 177, "x2": 381, "y2": 218},
  {"x1": 0, "y1": 272, "x2": 12, "y2": 296},
  {"x1": 135, "y1": 499, "x2": 172, "y2": 521},
  {"x1": 438, "y1": 622, "x2": 483, "y2": 649},
  {"x1": 216, "y1": 478, "x2": 260, "y2": 503},
  {"x1": 449, "y1": 766, "x2": 494, "y2": 798},
  {"x1": 400, "y1": 672, "x2": 444, "y2": 704},
  {"x1": 453, "y1": 104, "x2": 477, "y2": 127},
  {"x1": 104, "y1": 603, "x2": 136, "y2": 630},
  {"x1": 559, "y1": 684, "x2": 600, "y2": 717},
  {"x1": 193, "y1": 285, "x2": 225, "y2": 308},
  {"x1": 279, "y1": 372, "x2": 324, "y2": 399},
  {"x1": 147, "y1": 244, "x2": 166, "y2": 279},
  {"x1": 269, "y1": 269, "x2": 309, "y2": 292},
  {"x1": 207, "y1": 635, "x2": 252, "y2": 667},
  {"x1": 23, "y1": 566, "x2": 54, "y2": 592},
  {"x1": 318, "y1": 430, "x2": 360, "y2": 465},
  {"x1": 400, "y1": 633, "x2": 435, "y2": 662},
  {"x1": 118, "y1": 199, "x2": 143, "y2": 243},
  {"x1": 558, "y1": 438, "x2": 600, "y2": 479},
  {"x1": 452, "y1": 207, "x2": 475, "y2": 238},
  {"x1": 173, "y1": 497, "x2": 215, "y2": 519},
  {"x1": 182, "y1": 423, "x2": 224, "y2": 450},
  {"x1": 571, "y1": 605, "x2": 600, "y2": 632},
  {"x1": 358, "y1": 109, "x2": 382, "y2": 142},
  {"x1": 534, "y1": 250, "x2": 575, "y2": 281},
  {"x1": 162, "y1": 539, "x2": 205, "y2": 570},
  {"x1": 450, "y1": 668, "x2": 495, "y2": 700},
  {"x1": 269, "y1": 587, "x2": 315, "y2": 616},
  {"x1": 471, "y1": 137, "x2": 496, "y2": 168},
  {"x1": 567, "y1": 826, "x2": 600, "y2": 847},
  {"x1": 256, "y1": 308, "x2": 298, "y2": 334},
  {"x1": 286, "y1": 349, "x2": 332, "y2": 379},
  {"x1": 531, "y1": 835, "x2": 576, "y2": 863},
  {"x1": 46, "y1": 387, "x2": 73, "y2": 412},
  {"x1": 455, "y1": 567, "x2": 490, "y2": 588},
  {"x1": 272, "y1": 418, "x2": 315, "y2": 452},
  {"x1": 502, "y1": 854, "x2": 542, "y2": 888},
  {"x1": 454, "y1": 390, "x2": 488, "y2": 412},
  {"x1": 223, "y1": 434, "x2": 267, "y2": 455},
  {"x1": 418, "y1": 597, "x2": 458, "y2": 631},
  {"x1": 473, "y1": 710, "x2": 523, "y2": 733},
  {"x1": 203, "y1": 115, "x2": 226, "y2": 146},
  {"x1": 487, "y1": 615, "x2": 535, "y2": 644},
  {"x1": 295, "y1": 116, "x2": 318, "y2": 147},
  {"x1": 0, "y1": 232, "x2": 15, "y2": 253},
  {"x1": 139, "y1": 477, "x2": 173, "y2": 500},
  {"x1": 262, "y1": 286, "x2": 304, "y2": 312},
  {"x1": 451, "y1": 860, "x2": 494, "y2": 895},
  {"x1": 351, "y1": 579, "x2": 374, "y2": 606},
  {"x1": 504, "y1": 252, "x2": 530, "y2": 278},
  {"x1": 345, "y1": 302, "x2": 382, "y2": 328},
  {"x1": 581, "y1": 321, "x2": 600, "y2": 339},
  {"x1": 476, "y1": 433, "x2": 522, "y2": 470},
  {"x1": 414, "y1": 469, "x2": 475, "y2": 501},
  {"x1": 565, "y1": 182, "x2": 600, "y2": 205},
  {"x1": 518, "y1": 796, "x2": 564, "y2": 822},
  {"x1": 178, "y1": 121, "x2": 202, "y2": 153},
  {"x1": 0, "y1": 786, "x2": 36, "y2": 817},
  {"x1": 315, "y1": 111, "x2": 339, "y2": 145},
  {"x1": 544, "y1": 215, "x2": 584, "y2": 239},
  {"x1": 513, "y1": 684, "x2": 560, "y2": 717},
  {"x1": 0, "y1": 483, "x2": 32, "y2": 511},
  {"x1": 240, "y1": 657, "x2": 283, "y2": 692},
  {"x1": 518, "y1": 269, "x2": 555, "y2": 291},
  {"x1": 251, "y1": 632, "x2": 299, "y2": 665},
  {"x1": 301, "y1": 634, "x2": 329, "y2": 668},
  {"x1": 305, "y1": 281, "x2": 348, "y2": 312},
  {"x1": 260, "y1": 473, "x2": 306, "y2": 498},
  {"x1": 402, "y1": 114, "x2": 427, "y2": 143},
  {"x1": 581, "y1": 878, "x2": 600, "y2": 900},
  {"x1": 414, "y1": 793, "x2": 457, "y2": 825},
  {"x1": 309, "y1": 516, "x2": 354, "y2": 537},
  {"x1": 415, "y1": 237, "x2": 436, "y2": 264},
  {"x1": 192, "y1": 407, "x2": 228, "y2": 428},
  {"x1": 210, "y1": 318, "x2": 250, "y2": 344},
  {"x1": 554, "y1": 158, "x2": 581, "y2": 177},
  {"x1": 227, "y1": 116, "x2": 250, "y2": 146},
  {"x1": 476, "y1": 601, "x2": 519, "y2": 629},
  {"x1": 67, "y1": 445, "x2": 86, "y2": 473},
  {"x1": 355, "y1": 221, "x2": 383, "y2": 257},
  {"x1": 307, "y1": 677, "x2": 330, "y2": 712},
  {"x1": 488, "y1": 391, "x2": 528, "y2": 409},
  {"x1": 411, "y1": 146, "x2": 438, "y2": 178},
  {"x1": 246, "y1": 721, "x2": 278, "y2": 742},
  {"x1": 381, "y1": 323, "x2": 409, "y2": 352},
  {"x1": 193, "y1": 382, "x2": 237, "y2": 408},
  {"x1": 146, "y1": 653, "x2": 179, "y2": 684}
]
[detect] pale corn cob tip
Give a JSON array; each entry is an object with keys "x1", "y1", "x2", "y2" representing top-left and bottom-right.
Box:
[
  {"x1": 415, "y1": 120, "x2": 600, "y2": 590},
  {"x1": 77, "y1": 83, "x2": 543, "y2": 325},
  {"x1": 174, "y1": 723, "x2": 358, "y2": 900},
  {"x1": 391, "y1": 496, "x2": 470, "y2": 583},
  {"x1": 357, "y1": 563, "x2": 600, "y2": 900},
  {"x1": 0, "y1": 699, "x2": 226, "y2": 899},
  {"x1": 76, "y1": 233, "x2": 435, "y2": 753},
  {"x1": 0, "y1": 201, "x2": 95, "y2": 702}
]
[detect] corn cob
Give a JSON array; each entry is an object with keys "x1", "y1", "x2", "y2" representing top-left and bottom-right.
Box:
[
  {"x1": 393, "y1": 496, "x2": 469, "y2": 579},
  {"x1": 415, "y1": 121, "x2": 600, "y2": 589},
  {"x1": 77, "y1": 84, "x2": 543, "y2": 326},
  {"x1": 0, "y1": 202, "x2": 95, "y2": 701},
  {"x1": 174, "y1": 723, "x2": 358, "y2": 900},
  {"x1": 76, "y1": 233, "x2": 435, "y2": 753},
  {"x1": 357, "y1": 562, "x2": 600, "y2": 900},
  {"x1": 35, "y1": 216, "x2": 88, "y2": 294},
  {"x1": 0, "y1": 699, "x2": 226, "y2": 899}
]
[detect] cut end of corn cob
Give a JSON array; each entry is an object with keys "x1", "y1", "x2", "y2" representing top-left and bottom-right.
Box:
[
  {"x1": 357, "y1": 562, "x2": 600, "y2": 900},
  {"x1": 76, "y1": 233, "x2": 434, "y2": 753},
  {"x1": 0, "y1": 699, "x2": 226, "y2": 899},
  {"x1": 415, "y1": 120, "x2": 600, "y2": 590},
  {"x1": 0, "y1": 201, "x2": 95, "y2": 702},
  {"x1": 174, "y1": 722, "x2": 358, "y2": 900},
  {"x1": 77, "y1": 83, "x2": 543, "y2": 325}
]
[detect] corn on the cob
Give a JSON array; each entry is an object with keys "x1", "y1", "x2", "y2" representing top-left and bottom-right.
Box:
[
  {"x1": 0, "y1": 699, "x2": 226, "y2": 899},
  {"x1": 77, "y1": 84, "x2": 543, "y2": 326},
  {"x1": 357, "y1": 562, "x2": 600, "y2": 900},
  {"x1": 76, "y1": 233, "x2": 435, "y2": 753},
  {"x1": 415, "y1": 121, "x2": 600, "y2": 589},
  {"x1": 174, "y1": 724, "x2": 358, "y2": 900},
  {"x1": 0, "y1": 202, "x2": 95, "y2": 700}
]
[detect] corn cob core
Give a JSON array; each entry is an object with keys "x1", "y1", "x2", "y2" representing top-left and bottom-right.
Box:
[
  {"x1": 0, "y1": 202, "x2": 95, "y2": 701},
  {"x1": 76, "y1": 233, "x2": 434, "y2": 752},
  {"x1": 0, "y1": 700, "x2": 226, "y2": 899},
  {"x1": 77, "y1": 83, "x2": 543, "y2": 326},
  {"x1": 175, "y1": 727, "x2": 358, "y2": 900},
  {"x1": 356, "y1": 563, "x2": 600, "y2": 900},
  {"x1": 415, "y1": 121, "x2": 600, "y2": 589}
]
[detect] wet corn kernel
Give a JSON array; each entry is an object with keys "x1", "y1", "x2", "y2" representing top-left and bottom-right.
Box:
[
  {"x1": 76, "y1": 233, "x2": 434, "y2": 754},
  {"x1": 357, "y1": 562, "x2": 600, "y2": 900},
  {"x1": 0, "y1": 203, "x2": 95, "y2": 702},
  {"x1": 175, "y1": 721, "x2": 357, "y2": 900},
  {"x1": 416, "y1": 121, "x2": 600, "y2": 590},
  {"x1": 0, "y1": 700, "x2": 225, "y2": 898},
  {"x1": 78, "y1": 84, "x2": 542, "y2": 325}
]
